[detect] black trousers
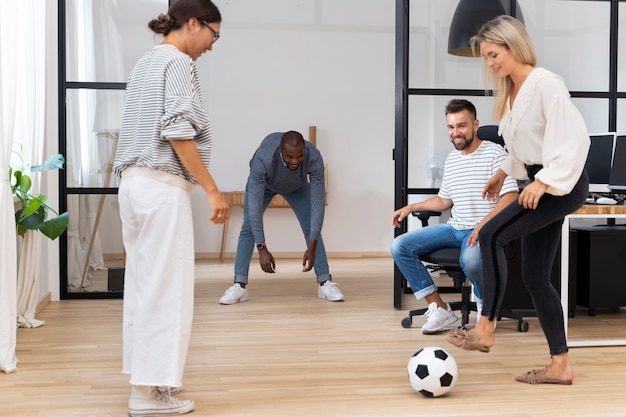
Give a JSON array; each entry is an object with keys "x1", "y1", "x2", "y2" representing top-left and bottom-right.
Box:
[{"x1": 478, "y1": 170, "x2": 589, "y2": 355}]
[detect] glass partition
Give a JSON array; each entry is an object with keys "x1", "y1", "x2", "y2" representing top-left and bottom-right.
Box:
[
  {"x1": 66, "y1": 194, "x2": 124, "y2": 294},
  {"x1": 618, "y1": 99, "x2": 626, "y2": 136},
  {"x1": 61, "y1": 0, "x2": 168, "y2": 298},
  {"x1": 518, "y1": 0, "x2": 611, "y2": 92},
  {"x1": 407, "y1": 94, "x2": 499, "y2": 188},
  {"x1": 65, "y1": 0, "x2": 166, "y2": 83},
  {"x1": 572, "y1": 98, "x2": 610, "y2": 134},
  {"x1": 66, "y1": 89, "x2": 124, "y2": 189}
]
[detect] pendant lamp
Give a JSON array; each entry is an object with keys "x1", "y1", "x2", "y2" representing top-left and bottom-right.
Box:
[{"x1": 447, "y1": 0, "x2": 507, "y2": 57}]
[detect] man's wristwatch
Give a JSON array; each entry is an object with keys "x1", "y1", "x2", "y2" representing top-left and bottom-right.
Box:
[{"x1": 256, "y1": 242, "x2": 266, "y2": 251}]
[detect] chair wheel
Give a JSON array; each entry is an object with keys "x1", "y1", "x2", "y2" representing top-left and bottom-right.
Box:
[
  {"x1": 518, "y1": 320, "x2": 529, "y2": 332},
  {"x1": 401, "y1": 316, "x2": 412, "y2": 328}
]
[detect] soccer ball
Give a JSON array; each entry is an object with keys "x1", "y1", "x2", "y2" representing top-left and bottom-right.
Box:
[{"x1": 407, "y1": 346, "x2": 458, "y2": 397}]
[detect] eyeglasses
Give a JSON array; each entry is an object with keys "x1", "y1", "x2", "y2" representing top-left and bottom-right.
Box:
[{"x1": 200, "y1": 19, "x2": 220, "y2": 43}]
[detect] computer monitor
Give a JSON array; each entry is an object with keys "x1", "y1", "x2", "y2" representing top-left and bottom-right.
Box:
[
  {"x1": 585, "y1": 132, "x2": 616, "y2": 193},
  {"x1": 608, "y1": 135, "x2": 626, "y2": 191}
]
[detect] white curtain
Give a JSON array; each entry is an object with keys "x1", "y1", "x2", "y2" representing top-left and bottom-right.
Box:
[
  {"x1": 14, "y1": 2, "x2": 47, "y2": 328},
  {"x1": 1, "y1": 1, "x2": 48, "y2": 373},
  {"x1": 7, "y1": 4, "x2": 46, "y2": 327}
]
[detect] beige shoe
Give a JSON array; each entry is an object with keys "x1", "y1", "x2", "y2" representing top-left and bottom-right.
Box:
[
  {"x1": 446, "y1": 328, "x2": 490, "y2": 353},
  {"x1": 128, "y1": 385, "x2": 194, "y2": 416},
  {"x1": 515, "y1": 367, "x2": 573, "y2": 385},
  {"x1": 156, "y1": 386, "x2": 181, "y2": 395}
]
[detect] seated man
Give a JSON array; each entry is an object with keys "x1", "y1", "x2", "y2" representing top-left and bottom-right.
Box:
[
  {"x1": 391, "y1": 99, "x2": 518, "y2": 334},
  {"x1": 219, "y1": 130, "x2": 344, "y2": 304}
]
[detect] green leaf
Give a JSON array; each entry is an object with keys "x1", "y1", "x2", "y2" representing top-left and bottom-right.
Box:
[
  {"x1": 31, "y1": 154, "x2": 65, "y2": 172},
  {"x1": 38, "y1": 212, "x2": 69, "y2": 240},
  {"x1": 15, "y1": 205, "x2": 46, "y2": 230},
  {"x1": 16, "y1": 223, "x2": 27, "y2": 238},
  {"x1": 15, "y1": 171, "x2": 32, "y2": 195},
  {"x1": 19, "y1": 198, "x2": 43, "y2": 221},
  {"x1": 11, "y1": 153, "x2": 69, "y2": 240}
]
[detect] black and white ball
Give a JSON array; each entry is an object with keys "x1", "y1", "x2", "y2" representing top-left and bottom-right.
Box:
[{"x1": 407, "y1": 346, "x2": 458, "y2": 397}]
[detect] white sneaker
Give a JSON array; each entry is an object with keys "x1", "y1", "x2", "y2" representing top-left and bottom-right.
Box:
[
  {"x1": 156, "y1": 386, "x2": 181, "y2": 395},
  {"x1": 421, "y1": 302, "x2": 458, "y2": 334},
  {"x1": 318, "y1": 281, "x2": 344, "y2": 302},
  {"x1": 219, "y1": 283, "x2": 248, "y2": 305},
  {"x1": 128, "y1": 386, "x2": 194, "y2": 416}
]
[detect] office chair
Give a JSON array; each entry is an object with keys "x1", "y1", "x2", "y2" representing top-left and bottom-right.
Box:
[{"x1": 399, "y1": 125, "x2": 529, "y2": 332}]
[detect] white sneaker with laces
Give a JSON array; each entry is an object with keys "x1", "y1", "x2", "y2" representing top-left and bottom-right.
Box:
[
  {"x1": 156, "y1": 386, "x2": 181, "y2": 395},
  {"x1": 318, "y1": 281, "x2": 344, "y2": 301},
  {"x1": 421, "y1": 302, "x2": 458, "y2": 334},
  {"x1": 128, "y1": 386, "x2": 194, "y2": 416},
  {"x1": 219, "y1": 283, "x2": 248, "y2": 305}
]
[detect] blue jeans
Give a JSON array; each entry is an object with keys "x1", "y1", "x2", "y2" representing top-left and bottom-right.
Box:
[
  {"x1": 234, "y1": 181, "x2": 330, "y2": 284},
  {"x1": 390, "y1": 223, "x2": 482, "y2": 301}
]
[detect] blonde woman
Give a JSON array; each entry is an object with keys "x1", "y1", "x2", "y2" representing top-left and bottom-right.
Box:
[{"x1": 447, "y1": 15, "x2": 589, "y2": 386}]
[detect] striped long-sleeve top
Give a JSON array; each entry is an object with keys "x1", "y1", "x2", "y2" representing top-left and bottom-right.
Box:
[{"x1": 114, "y1": 44, "x2": 212, "y2": 183}]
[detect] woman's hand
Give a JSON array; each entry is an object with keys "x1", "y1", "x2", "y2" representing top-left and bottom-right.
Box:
[
  {"x1": 207, "y1": 191, "x2": 230, "y2": 224},
  {"x1": 519, "y1": 179, "x2": 548, "y2": 209}
]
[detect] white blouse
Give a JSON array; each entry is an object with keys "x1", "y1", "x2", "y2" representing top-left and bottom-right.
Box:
[{"x1": 498, "y1": 67, "x2": 590, "y2": 196}]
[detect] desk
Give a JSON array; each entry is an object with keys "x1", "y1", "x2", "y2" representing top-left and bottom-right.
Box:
[
  {"x1": 561, "y1": 204, "x2": 626, "y2": 347},
  {"x1": 219, "y1": 192, "x2": 291, "y2": 260}
]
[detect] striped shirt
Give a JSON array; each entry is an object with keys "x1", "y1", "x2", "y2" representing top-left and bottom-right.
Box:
[
  {"x1": 438, "y1": 140, "x2": 518, "y2": 230},
  {"x1": 114, "y1": 44, "x2": 212, "y2": 184}
]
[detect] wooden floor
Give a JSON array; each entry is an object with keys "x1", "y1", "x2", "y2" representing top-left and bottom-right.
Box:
[{"x1": 2, "y1": 257, "x2": 626, "y2": 417}]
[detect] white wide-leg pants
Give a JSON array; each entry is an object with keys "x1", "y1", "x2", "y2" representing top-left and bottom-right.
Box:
[{"x1": 118, "y1": 168, "x2": 195, "y2": 387}]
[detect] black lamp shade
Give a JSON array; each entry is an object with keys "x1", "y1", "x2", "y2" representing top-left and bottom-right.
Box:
[{"x1": 448, "y1": 0, "x2": 507, "y2": 57}]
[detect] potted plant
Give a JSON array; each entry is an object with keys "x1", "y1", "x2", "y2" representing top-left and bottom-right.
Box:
[{"x1": 10, "y1": 153, "x2": 69, "y2": 240}]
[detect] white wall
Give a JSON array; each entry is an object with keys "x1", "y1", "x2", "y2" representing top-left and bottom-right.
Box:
[{"x1": 190, "y1": 0, "x2": 396, "y2": 255}]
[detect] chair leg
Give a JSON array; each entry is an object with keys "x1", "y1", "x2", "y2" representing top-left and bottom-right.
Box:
[
  {"x1": 448, "y1": 284, "x2": 476, "y2": 329},
  {"x1": 498, "y1": 309, "x2": 530, "y2": 332}
]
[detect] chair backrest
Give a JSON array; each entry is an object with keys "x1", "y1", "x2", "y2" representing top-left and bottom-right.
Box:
[{"x1": 477, "y1": 125, "x2": 504, "y2": 147}]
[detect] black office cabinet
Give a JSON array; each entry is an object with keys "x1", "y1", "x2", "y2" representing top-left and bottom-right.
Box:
[
  {"x1": 572, "y1": 226, "x2": 626, "y2": 311},
  {"x1": 107, "y1": 267, "x2": 125, "y2": 294},
  {"x1": 500, "y1": 238, "x2": 569, "y2": 313}
]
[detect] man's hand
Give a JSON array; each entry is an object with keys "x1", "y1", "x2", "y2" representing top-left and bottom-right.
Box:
[
  {"x1": 302, "y1": 240, "x2": 318, "y2": 271},
  {"x1": 392, "y1": 207, "x2": 411, "y2": 228},
  {"x1": 482, "y1": 168, "x2": 507, "y2": 202},
  {"x1": 258, "y1": 248, "x2": 276, "y2": 273}
]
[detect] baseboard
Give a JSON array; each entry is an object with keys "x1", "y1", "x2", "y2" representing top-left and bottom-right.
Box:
[
  {"x1": 194, "y1": 252, "x2": 392, "y2": 260},
  {"x1": 104, "y1": 252, "x2": 392, "y2": 261},
  {"x1": 36, "y1": 292, "x2": 51, "y2": 316}
]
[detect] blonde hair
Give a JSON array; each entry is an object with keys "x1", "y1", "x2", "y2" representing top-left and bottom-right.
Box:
[{"x1": 470, "y1": 15, "x2": 537, "y2": 120}]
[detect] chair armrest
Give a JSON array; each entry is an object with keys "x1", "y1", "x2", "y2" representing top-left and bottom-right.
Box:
[{"x1": 411, "y1": 211, "x2": 442, "y2": 228}]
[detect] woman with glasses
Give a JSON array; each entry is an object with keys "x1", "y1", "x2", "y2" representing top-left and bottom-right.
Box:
[{"x1": 113, "y1": 0, "x2": 227, "y2": 415}]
